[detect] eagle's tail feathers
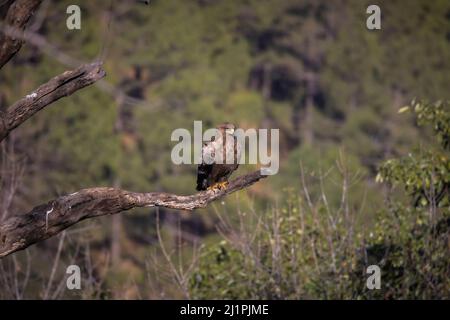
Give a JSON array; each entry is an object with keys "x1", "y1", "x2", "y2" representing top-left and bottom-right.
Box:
[{"x1": 196, "y1": 165, "x2": 210, "y2": 191}]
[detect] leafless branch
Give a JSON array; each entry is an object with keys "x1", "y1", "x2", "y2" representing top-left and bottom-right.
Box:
[
  {"x1": 0, "y1": 62, "x2": 106, "y2": 141},
  {"x1": 0, "y1": 170, "x2": 267, "y2": 258}
]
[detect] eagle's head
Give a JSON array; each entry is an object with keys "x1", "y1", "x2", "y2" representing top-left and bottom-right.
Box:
[{"x1": 217, "y1": 122, "x2": 236, "y2": 136}]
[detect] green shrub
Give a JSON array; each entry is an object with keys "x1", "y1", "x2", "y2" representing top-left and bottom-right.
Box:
[{"x1": 189, "y1": 100, "x2": 449, "y2": 299}]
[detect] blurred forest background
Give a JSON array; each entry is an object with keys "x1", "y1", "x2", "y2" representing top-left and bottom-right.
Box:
[{"x1": 0, "y1": 0, "x2": 449, "y2": 299}]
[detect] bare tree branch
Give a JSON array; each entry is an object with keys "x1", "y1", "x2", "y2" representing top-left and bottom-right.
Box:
[
  {"x1": 0, "y1": 170, "x2": 267, "y2": 258},
  {"x1": 0, "y1": 1, "x2": 268, "y2": 267},
  {"x1": 0, "y1": 0, "x2": 42, "y2": 69},
  {"x1": 0, "y1": 62, "x2": 106, "y2": 142}
]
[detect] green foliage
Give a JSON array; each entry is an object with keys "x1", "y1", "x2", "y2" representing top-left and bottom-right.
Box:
[
  {"x1": 2, "y1": 0, "x2": 450, "y2": 299},
  {"x1": 360, "y1": 100, "x2": 450, "y2": 299},
  {"x1": 190, "y1": 101, "x2": 450, "y2": 299},
  {"x1": 190, "y1": 166, "x2": 367, "y2": 299},
  {"x1": 356, "y1": 204, "x2": 449, "y2": 299},
  {"x1": 378, "y1": 100, "x2": 450, "y2": 207}
]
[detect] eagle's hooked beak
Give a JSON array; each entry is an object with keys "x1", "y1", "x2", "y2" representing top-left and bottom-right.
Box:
[{"x1": 226, "y1": 128, "x2": 235, "y2": 136}]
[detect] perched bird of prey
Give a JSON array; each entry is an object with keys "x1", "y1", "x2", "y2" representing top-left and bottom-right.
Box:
[{"x1": 196, "y1": 123, "x2": 241, "y2": 191}]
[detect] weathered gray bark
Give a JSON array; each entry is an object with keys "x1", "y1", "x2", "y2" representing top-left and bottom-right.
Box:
[
  {"x1": 0, "y1": 0, "x2": 42, "y2": 69},
  {"x1": 0, "y1": 171, "x2": 267, "y2": 258},
  {"x1": 0, "y1": 62, "x2": 106, "y2": 142}
]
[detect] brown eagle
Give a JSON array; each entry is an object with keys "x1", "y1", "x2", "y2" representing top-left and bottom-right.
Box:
[{"x1": 196, "y1": 123, "x2": 241, "y2": 191}]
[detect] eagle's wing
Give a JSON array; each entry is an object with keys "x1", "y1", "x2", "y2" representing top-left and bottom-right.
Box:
[
  {"x1": 196, "y1": 133, "x2": 240, "y2": 191},
  {"x1": 196, "y1": 139, "x2": 216, "y2": 191}
]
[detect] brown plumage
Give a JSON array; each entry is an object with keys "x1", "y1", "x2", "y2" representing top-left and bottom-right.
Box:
[{"x1": 196, "y1": 123, "x2": 241, "y2": 191}]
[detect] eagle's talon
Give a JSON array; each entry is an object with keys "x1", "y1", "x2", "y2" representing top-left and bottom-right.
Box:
[
  {"x1": 217, "y1": 181, "x2": 228, "y2": 190},
  {"x1": 207, "y1": 181, "x2": 228, "y2": 191}
]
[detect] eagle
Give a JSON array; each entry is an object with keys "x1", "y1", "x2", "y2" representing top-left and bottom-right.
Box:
[{"x1": 196, "y1": 123, "x2": 241, "y2": 191}]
